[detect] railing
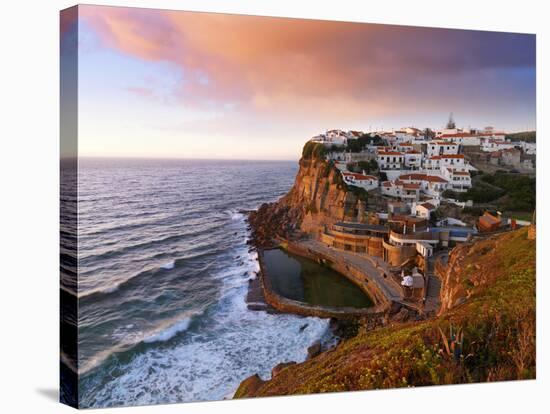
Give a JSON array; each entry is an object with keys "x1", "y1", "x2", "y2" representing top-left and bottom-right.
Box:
[{"x1": 389, "y1": 230, "x2": 439, "y2": 242}]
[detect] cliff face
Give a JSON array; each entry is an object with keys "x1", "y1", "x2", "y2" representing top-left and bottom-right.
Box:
[
  {"x1": 236, "y1": 227, "x2": 536, "y2": 397},
  {"x1": 249, "y1": 155, "x2": 364, "y2": 247}
]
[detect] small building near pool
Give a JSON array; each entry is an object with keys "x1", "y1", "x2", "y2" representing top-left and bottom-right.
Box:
[
  {"x1": 478, "y1": 211, "x2": 502, "y2": 232},
  {"x1": 321, "y1": 221, "x2": 388, "y2": 257}
]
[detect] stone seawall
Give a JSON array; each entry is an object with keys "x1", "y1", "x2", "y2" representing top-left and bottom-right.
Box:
[
  {"x1": 257, "y1": 240, "x2": 391, "y2": 320},
  {"x1": 281, "y1": 240, "x2": 392, "y2": 308}
]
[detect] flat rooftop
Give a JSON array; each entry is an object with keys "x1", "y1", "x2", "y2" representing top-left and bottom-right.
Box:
[{"x1": 334, "y1": 222, "x2": 388, "y2": 232}]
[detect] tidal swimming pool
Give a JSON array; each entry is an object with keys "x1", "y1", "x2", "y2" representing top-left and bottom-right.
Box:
[{"x1": 262, "y1": 249, "x2": 374, "y2": 309}]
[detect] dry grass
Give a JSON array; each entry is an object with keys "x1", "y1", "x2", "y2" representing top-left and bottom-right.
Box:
[{"x1": 235, "y1": 228, "x2": 535, "y2": 398}]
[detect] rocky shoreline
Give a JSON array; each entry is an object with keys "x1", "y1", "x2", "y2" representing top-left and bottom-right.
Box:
[
  {"x1": 235, "y1": 155, "x2": 424, "y2": 398},
  {"x1": 237, "y1": 207, "x2": 390, "y2": 398}
]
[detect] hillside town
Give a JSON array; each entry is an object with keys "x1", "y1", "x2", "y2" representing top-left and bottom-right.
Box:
[{"x1": 302, "y1": 115, "x2": 536, "y2": 308}]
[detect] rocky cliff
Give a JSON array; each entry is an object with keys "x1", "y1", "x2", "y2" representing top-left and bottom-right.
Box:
[
  {"x1": 236, "y1": 227, "x2": 535, "y2": 397},
  {"x1": 248, "y1": 143, "x2": 366, "y2": 247}
]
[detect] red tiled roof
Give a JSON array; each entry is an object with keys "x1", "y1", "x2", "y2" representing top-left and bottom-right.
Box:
[
  {"x1": 478, "y1": 132, "x2": 506, "y2": 137},
  {"x1": 343, "y1": 172, "x2": 377, "y2": 181},
  {"x1": 425, "y1": 176, "x2": 448, "y2": 183},
  {"x1": 439, "y1": 133, "x2": 476, "y2": 138},
  {"x1": 419, "y1": 202, "x2": 436, "y2": 210},
  {"x1": 398, "y1": 173, "x2": 448, "y2": 183},
  {"x1": 428, "y1": 140, "x2": 458, "y2": 145},
  {"x1": 402, "y1": 183, "x2": 421, "y2": 190},
  {"x1": 430, "y1": 154, "x2": 465, "y2": 160},
  {"x1": 378, "y1": 151, "x2": 404, "y2": 156},
  {"x1": 399, "y1": 173, "x2": 426, "y2": 181},
  {"x1": 479, "y1": 212, "x2": 501, "y2": 227}
]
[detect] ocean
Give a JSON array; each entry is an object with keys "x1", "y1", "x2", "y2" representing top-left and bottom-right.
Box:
[{"x1": 68, "y1": 158, "x2": 331, "y2": 408}]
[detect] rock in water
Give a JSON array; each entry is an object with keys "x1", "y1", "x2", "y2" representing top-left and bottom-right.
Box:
[
  {"x1": 307, "y1": 340, "x2": 322, "y2": 359},
  {"x1": 233, "y1": 374, "x2": 266, "y2": 399},
  {"x1": 271, "y1": 361, "x2": 296, "y2": 378}
]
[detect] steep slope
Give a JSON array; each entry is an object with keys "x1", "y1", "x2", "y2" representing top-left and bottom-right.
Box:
[
  {"x1": 235, "y1": 227, "x2": 535, "y2": 397},
  {"x1": 248, "y1": 142, "x2": 365, "y2": 247}
]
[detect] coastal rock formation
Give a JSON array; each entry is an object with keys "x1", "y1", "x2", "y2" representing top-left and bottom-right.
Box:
[
  {"x1": 248, "y1": 150, "x2": 362, "y2": 247},
  {"x1": 234, "y1": 374, "x2": 266, "y2": 397},
  {"x1": 306, "y1": 341, "x2": 322, "y2": 359},
  {"x1": 271, "y1": 362, "x2": 297, "y2": 377},
  {"x1": 436, "y1": 231, "x2": 527, "y2": 315}
]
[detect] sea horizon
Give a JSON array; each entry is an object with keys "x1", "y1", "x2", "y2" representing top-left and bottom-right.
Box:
[{"x1": 62, "y1": 155, "x2": 301, "y2": 163}]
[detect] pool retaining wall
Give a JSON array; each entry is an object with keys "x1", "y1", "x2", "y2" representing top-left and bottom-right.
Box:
[{"x1": 257, "y1": 242, "x2": 391, "y2": 320}]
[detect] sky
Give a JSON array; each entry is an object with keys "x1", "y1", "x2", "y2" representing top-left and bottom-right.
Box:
[{"x1": 61, "y1": 5, "x2": 536, "y2": 160}]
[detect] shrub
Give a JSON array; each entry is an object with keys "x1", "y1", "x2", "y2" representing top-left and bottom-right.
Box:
[
  {"x1": 348, "y1": 185, "x2": 368, "y2": 201},
  {"x1": 302, "y1": 141, "x2": 327, "y2": 160}
]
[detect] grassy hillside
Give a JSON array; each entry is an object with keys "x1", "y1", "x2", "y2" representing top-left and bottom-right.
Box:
[
  {"x1": 235, "y1": 228, "x2": 535, "y2": 398},
  {"x1": 444, "y1": 172, "x2": 536, "y2": 214},
  {"x1": 506, "y1": 131, "x2": 536, "y2": 143}
]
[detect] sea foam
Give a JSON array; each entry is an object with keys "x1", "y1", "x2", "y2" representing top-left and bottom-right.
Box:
[{"x1": 143, "y1": 317, "x2": 193, "y2": 344}]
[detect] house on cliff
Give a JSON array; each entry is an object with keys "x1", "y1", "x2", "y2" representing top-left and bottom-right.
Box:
[
  {"x1": 377, "y1": 151, "x2": 405, "y2": 170},
  {"x1": 381, "y1": 180, "x2": 421, "y2": 201},
  {"x1": 342, "y1": 172, "x2": 378, "y2": 191},
  {"x1": 414, "y1": 202, "x2": 437, "y2": 219}
]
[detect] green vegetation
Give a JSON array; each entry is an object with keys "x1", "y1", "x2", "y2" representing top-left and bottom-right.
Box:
[
  {"x1": 346, "y1": 135, "x2": 385, "y2": 152},
  {"x1": 479, "y1": 173, "x2": 536, "y2": 212},
  {"x1": 332, "y1": 168, "x2": 345, "y2": 188},
  {"x1": 320, "y1": 160, "x2": 333, "y2": 178},
  {"x1": 462, "y1": 206, "x2": 483, "y2": 216},
  {"x1": 423, "y1": 128, "x2": 436, "y2": 140},
  {"x1": 443, "y1": 171, "x2": 535, "y2": 213},
  {"x1": 235, "y1": 228, "x2": 535, "y2": 398},
  {"x1": 346, "y1": 160, "x2": 378, "y2": 174},
  {"x1": 506, "y1": 131, "x2": 536, "y2": 143},
  {"x1": 302, "y1": 141, "x2": 327, "y2": 159},
  {"x1": 347, "y1": 185, "x2": 368, "y2": 202},
  {"x1": 443, "y1": 182, "x2": 504, "y2": 204}
]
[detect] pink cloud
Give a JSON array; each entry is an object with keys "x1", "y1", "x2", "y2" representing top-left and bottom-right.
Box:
[{"x1": 78, "y1": 5, "x2": 535, "y2": 125}]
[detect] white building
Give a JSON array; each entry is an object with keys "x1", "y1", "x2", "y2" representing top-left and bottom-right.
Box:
[
  {"x1": 380, "y1": 133, "x2": 398, "y2": 146},
  {"x1": 342, "y1": 172, "x2": 379, "y2": 191},
  {"x1": 325, "y1": 130, "x2": 348, "y2": 146},
  {"x1": 381, "y1": 180, "x2": 421, "y2": 201},
  {"x1": 442, "y1": 168, "x2": 472, "y2": 192},
  {"x1": 393, "y1": 130, "x2": 415, "y2": 143},
  {"x1": 439, "y1": 133, "x2": 481, "y2": 146},
  {"x1": 403, "y1": 150, "x2": 423, "y2": 169},
  {"x1": 481, "y1": 139, "x2": 515, "y2": 152},
  {"x1": 424, "y1": 154, "x2": 466, "y2": 170},
  {"x1": 396, "y1": 142, "x2": 414, "y2": 152},
  {"x1": 377, "y1": 151, "x2": 405, "y2": 170},
  {"x1": 398, "y1": 173, "x2": 450, "y2": 197},
  {"x1": 310, "y1": 133, "x2": 347, "y2": 147},
  {"x1": 519, "y1": 141, "x2": 536, "y2": 155},
  {"x1": 414, "y1": 202, "x2": 437, "y2": 219},
  {"x1": 426, "y1": 141, "x2": 459, "y2": 157}
]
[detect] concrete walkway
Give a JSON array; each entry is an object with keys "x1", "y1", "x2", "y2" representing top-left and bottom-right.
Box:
[{"x1": 300, "y1": 239, "x2": 404, "y2": 302}]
